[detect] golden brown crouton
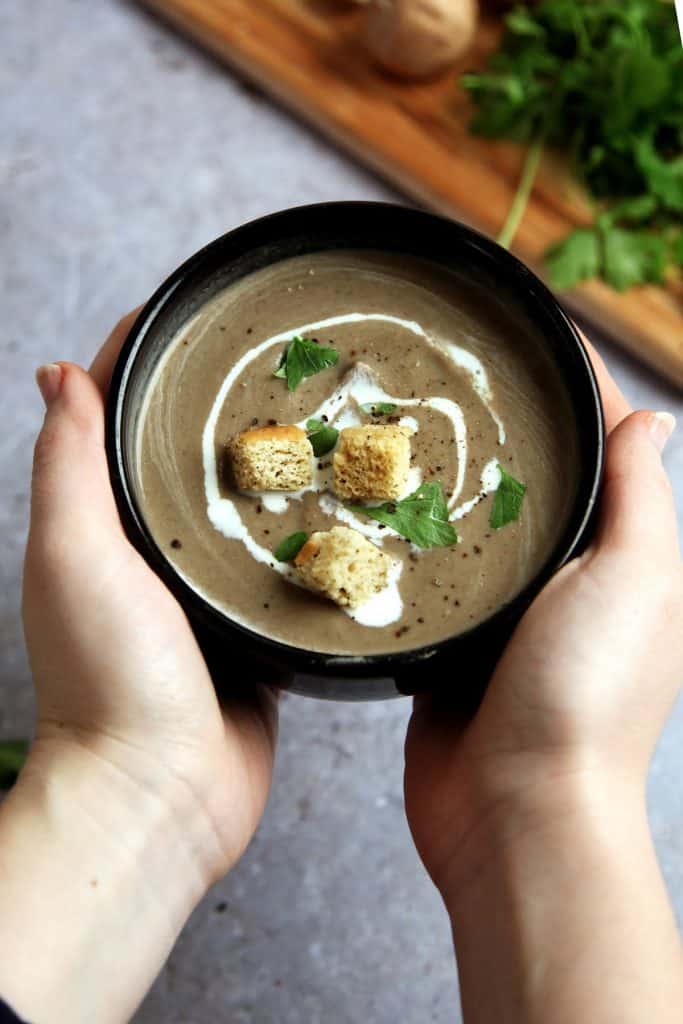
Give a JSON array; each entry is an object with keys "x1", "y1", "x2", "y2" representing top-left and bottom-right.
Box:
[
  {"x1": 333, "y1": 424, "x2": 411, "y2": 501},
  {"x1": 295, "y1": 526, "x2": 393, "y2": 608},
  {"x1": 227, "y1": 424, "x2": 313, "y2": 491}
]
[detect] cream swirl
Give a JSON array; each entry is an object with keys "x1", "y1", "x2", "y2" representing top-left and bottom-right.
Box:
[{"x1": 201, "y1": 313, "x2": 505, "y2": 627}]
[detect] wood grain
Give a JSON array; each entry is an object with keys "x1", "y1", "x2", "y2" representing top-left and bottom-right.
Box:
[{"x1": 140, "y1": 0, "x2": 683, "y2": 387}]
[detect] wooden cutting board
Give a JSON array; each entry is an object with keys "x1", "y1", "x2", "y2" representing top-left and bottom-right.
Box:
[{"x1": 140, "y1": 0, "x2": 683, "y2": 387}]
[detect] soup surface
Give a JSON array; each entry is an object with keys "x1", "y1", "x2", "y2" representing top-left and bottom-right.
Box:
[{"x1": 136, "y1": 250, "x2": 578, "y2": 655}]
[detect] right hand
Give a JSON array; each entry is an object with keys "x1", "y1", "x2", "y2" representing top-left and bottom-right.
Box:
[
  {"x1": 405, "y1": 341, "x2": 683, "y2": 897},
  {"x1": 0, "y1": 312, "x2": 280, "y2": 1024},
  {"x1": 23, "y1": 313, "x2": 278, "y2": 887}
]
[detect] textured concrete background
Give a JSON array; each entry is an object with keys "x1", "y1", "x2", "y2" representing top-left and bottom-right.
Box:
[{"x1": 1, "y1": 2, "x2": 682, "y2": 1022}]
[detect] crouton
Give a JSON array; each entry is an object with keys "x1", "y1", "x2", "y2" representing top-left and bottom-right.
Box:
[
  {"x1": 333, "y1": 424, "x2": 411, "y2": 501},
  {"x1": 295, "y1": 526, "x2": 393, "y2": 608},
  {"x1": 227, "y1": 424, "x2": 313, "y2": 491}
]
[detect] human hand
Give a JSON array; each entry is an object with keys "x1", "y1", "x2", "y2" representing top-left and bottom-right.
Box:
[
  {"x1": 23, "y1": 311, "x2": 278, "y2": 881},
  {"x1": 405, "y1": 340, "x2": 682, "y2": 900},
  {"x1": 0, "y1": 314, "x2": 278, "y2": 1023}
]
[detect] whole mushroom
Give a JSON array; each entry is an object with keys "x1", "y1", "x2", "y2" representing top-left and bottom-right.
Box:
[{"x1": 363, "y1": 0, "x2": 479, "y2": 80}]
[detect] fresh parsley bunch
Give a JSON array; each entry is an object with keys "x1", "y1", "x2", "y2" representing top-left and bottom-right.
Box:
[{"x1": 462, "y1": 0, "x2": 683, "y2": 290}]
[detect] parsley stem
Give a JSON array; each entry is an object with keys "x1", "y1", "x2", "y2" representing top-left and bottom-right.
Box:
[{"x1": 497, "y1": 137, "x2": 544, "y2": 250}]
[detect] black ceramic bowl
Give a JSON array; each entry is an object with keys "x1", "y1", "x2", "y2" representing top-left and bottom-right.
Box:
[{"x1": 106, "y1": 202, "x2": 604, "y2": 702}]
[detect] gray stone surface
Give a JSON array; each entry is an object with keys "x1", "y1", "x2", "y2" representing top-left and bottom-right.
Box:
[{"x1": 1, "y1": 2, "x2": 681, "y2": 1021}]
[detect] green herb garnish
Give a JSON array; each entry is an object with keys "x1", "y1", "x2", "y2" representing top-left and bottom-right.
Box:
[
  {"x1": 462, "y1": 0, "x2": 683, "y2": 290},
  {"x1": 360, "y1": 402, "x2": 398, "y2": 416},
  {"x1": 274, "y1": 336, "x2": 339, "y2": 391},
  {"x1": 545, "y1": 228, "x2": 603, "y2": 291},
  {"x1": 546, "y1": 196, "x2": 669, "y2": 291},
  {"x1": 350, "y1": 482, "x2": 458, "y2": 549},
  {"x1": 490, "y1": 465, "x2": 527, "y2": 530},
  {"x1": 0, "y1": 739, "x2": 28, "y2": 791},
  {"x1": 274, "y1": 532, "x2": 309, "y2": 562},
  {"x1": 306, "y1": 418, "x2": 339, "y2": 457}
]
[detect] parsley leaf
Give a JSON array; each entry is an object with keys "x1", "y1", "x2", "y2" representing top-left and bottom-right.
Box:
[
  {"x1": 490, "y1": 465, "x2": 527, "y2": 530},
  {"x1": 504, "y1": 9, "x2": 546, "y2": 38},
  {"x1": 360, "y1": 402, "x2": 398, "y2": 416},
  {"x1": 547, "y1": 216, "x2": 670, "y2": 292},
  {"x1": 274, "y1": 336, "x2": 339, "y2": 391},
  {"x1": 546, "y1": 229, "x2": 601, "y2": 290},
  {"x1": 598, "y1": 195, "x2": 658, "y2": 227},
  {"x1": 350, "y1": 482, "x2": 458, "y2": 549},
  {"x1": 0, "y1": 739, "x2": 28, "y2": 791},
  {"x1": 602, "y1": 226, "x2": 667, "y2": 291},
  {"x1": 274, "y1": 532, "x2": 309, "y2": 563},
  {"x1": 634, "y1": 137, "x2": 683, "y2": 213},
  {"x1": 306, "y1": 418, "x2": 339, "y2": 457}
]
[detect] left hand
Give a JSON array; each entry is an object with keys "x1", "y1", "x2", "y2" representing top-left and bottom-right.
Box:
[{"x1": 404, "y1": 340, "x2": 682, "y2": 900}]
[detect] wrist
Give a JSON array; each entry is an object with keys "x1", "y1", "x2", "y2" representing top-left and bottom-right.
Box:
[
  {"x1": 23, "y1": 733, "x2": 223, "y2": 900},
  {"x1": 438, "y1": 765, "x2": 647, "y2": 914},
  {"x1": 0, "y1": 739, "x2": 221, "y2": 1023},
  {"x1": 437, "y1": 768, "x2": 683, "y2": 1024}
]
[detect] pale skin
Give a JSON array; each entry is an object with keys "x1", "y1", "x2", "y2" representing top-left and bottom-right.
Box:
[
  {"x1": 406, "y1": 343, "x2": 683, "y2": 1022},
  {"x1": 0, "y1": 313, "x2": 680, "y2": 1023}
]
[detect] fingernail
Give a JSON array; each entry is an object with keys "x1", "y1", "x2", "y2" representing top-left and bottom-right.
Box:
[
  {"x1": 36, "y1": 364, "x2": 63, "y2": 408},
  {"x1": 649, "y1": 411, "x2": 676, "y2": 453}
]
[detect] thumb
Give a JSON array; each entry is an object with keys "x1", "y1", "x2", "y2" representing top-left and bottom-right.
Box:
[
  {"x1": 596, "y1": 410, "x2": 678, "y2": 559},
  {"x1": 30, "y1": 362, "x2": 121, "y2": 543}
]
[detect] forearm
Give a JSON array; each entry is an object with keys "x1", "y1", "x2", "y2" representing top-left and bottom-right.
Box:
[
  {"x1": 0, "y1": 742, "x2": 218, "y2": 1024},
  {"x1": 444, "y1": 777, "x2": 683, "y2": 1024}
]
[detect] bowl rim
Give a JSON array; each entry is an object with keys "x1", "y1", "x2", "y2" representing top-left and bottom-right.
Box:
[{"x1": 105, "y1": 200, "x2": 605, "y2": 679}]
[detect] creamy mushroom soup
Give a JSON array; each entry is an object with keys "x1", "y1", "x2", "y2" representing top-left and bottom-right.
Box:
[{"x1": 135, "y1": 251, "x2": 578, "y2": 655}]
